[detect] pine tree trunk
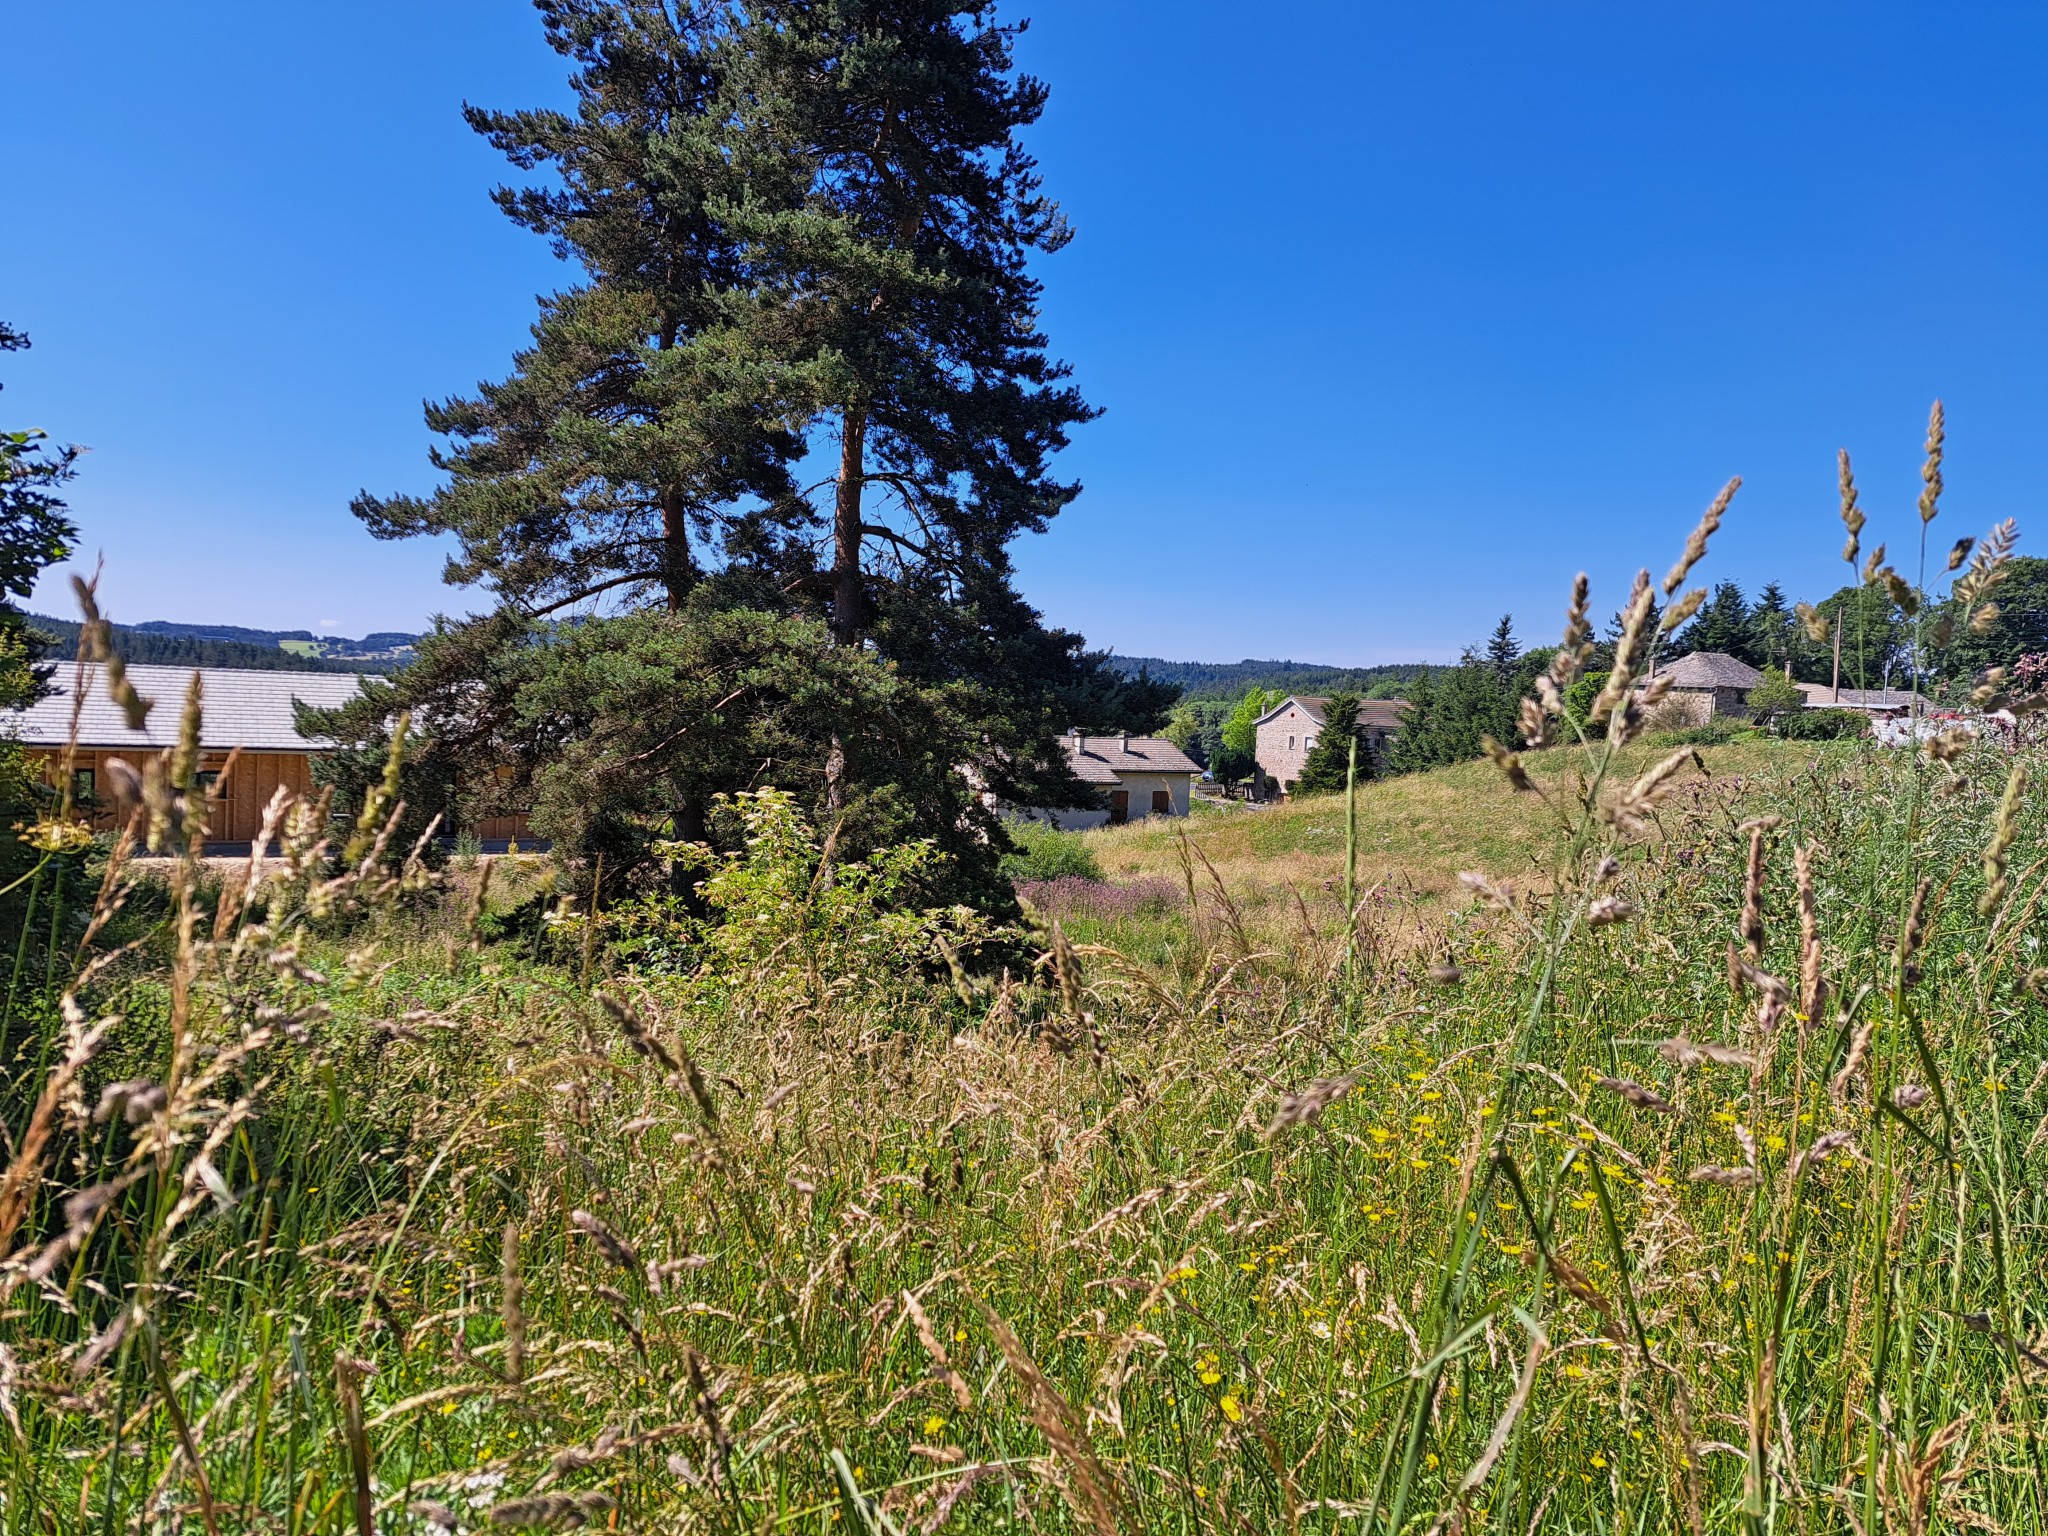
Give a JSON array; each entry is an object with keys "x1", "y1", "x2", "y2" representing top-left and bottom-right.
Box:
[
  {"x1": 831, "y1": 407, "x2": 868, "y2": 647},
  {"x1": 661, "y1": 485, "x2": 689, "y2": 613},
  {"x1": 824, "y1": 407, "x2": 868, "y2": 821}
]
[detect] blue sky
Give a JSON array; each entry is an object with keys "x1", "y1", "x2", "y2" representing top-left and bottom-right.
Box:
[{"x1": 6, "y1": 2, "x2": 2044, "y2": 663}]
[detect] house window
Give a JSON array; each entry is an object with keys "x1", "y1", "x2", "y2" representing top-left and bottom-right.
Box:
[
  {"x1": 1287, "y1": 735, "x2": 1296, "y2": 750},
  {"x1": 1151, "y1": 789, "x2": 1172, "y2": 815},
  {"x1": 1109, "y1": 789, "x2": 1129, "y2": 825},
  {"x1": 72, "y1": 767, "x2": 95, "y2": 806},
  {"x1": 197, "y1": 770, "x2": 226, "y2": 799},
  {"x1": 1304, "y1": 735, "x2": 1318, "y2": 749}
]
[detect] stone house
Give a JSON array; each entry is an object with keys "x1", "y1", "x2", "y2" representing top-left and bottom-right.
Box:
[
  {"x1": 1253, "y1": 695, "x2": 1406, "y2": 797},
  {"x1": 1644, "y1": 651, "x2": 1765, "y2": 724},
  {"x1": 1033, "y1": 729, "x2": 1201, "y2": 830}
]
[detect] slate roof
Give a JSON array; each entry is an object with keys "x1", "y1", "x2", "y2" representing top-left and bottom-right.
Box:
[
  {"x1": 1060, "y1": 732, "x2": 1201, "y2": 785},
  {"x1": 1795, "y1": 682, "x2": 1924, "y2": 712},
  {"x1": 1254, "y1": 695, "x2": 1409, "y2": 731},
  {"x1": 8, "y1": 664, "x2": 377, "y2": 752},
  {"x1": 1653, "y1": 652, "x2": 1764, "y2": 690}
]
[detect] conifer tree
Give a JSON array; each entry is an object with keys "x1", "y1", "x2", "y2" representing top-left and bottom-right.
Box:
[
  {"x1": 1483, "y1": 614, "x2": 1519, "y2": 680},
  {"x1": 1675, "y1": 581, "x2": 1755, "y2": 663},
  {"x1": 1292, "y1": 691, "x2": 1373, "y2": 795},
  {"x1": 339, "y1": 1, "x2": 1161, "y2": 898},
  {"x1": 1750, "y1": 581, "x2": 1794, "y2": 672},
  {"x1": 1, "y1": 323, "x2": 78, "y2": 677}
]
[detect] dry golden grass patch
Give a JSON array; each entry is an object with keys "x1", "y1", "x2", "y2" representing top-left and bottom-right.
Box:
[{"x1": 1085, "y1": 736, "x2": 1833, "y2": 907}]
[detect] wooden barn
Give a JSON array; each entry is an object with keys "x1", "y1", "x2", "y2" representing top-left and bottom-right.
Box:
[{"x1": 14, "y1": 663, "x2": 533, "y2": 851}]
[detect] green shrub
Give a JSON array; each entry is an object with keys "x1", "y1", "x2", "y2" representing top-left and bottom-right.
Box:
[
  {"x1": 1778, "y1": 706, "x2": 1870, "y2": 740},
  {"x1": 998, "y1": 818, "x2": 1104, "y2": 883}
]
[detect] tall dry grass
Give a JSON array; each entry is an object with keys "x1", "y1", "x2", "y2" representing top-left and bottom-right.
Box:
[{"x1": 3, "y1": 437, "x2": 2046, "y2": 1533}]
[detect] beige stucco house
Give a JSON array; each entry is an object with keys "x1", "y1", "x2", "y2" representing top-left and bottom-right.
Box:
[
  {"x1": 1031, "y1": 730, "x2": 1201, "y2": 830},
  {"x1": 1253, "y1": 695, "x2": 1406, "y2": 797}
]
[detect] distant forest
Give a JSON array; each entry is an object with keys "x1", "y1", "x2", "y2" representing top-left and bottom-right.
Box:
[
  {"x1": 27, "y1": 614, "x2": 388, "y2": 674},
  {"x1": 1109, "y1": 655, "x2": 1433, "y2": 702}
]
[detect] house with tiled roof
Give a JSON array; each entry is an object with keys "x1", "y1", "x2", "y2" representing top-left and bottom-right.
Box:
[
  {"x1": 1642, "y1": 651, "x2": 1764, "y2": 722},
  {"x1": 1041, "y1": 729, "x2": 1201, "y2": 829},
  {"x1": 1253, "y1": 695, "x2": 1407, "y2": 798}
]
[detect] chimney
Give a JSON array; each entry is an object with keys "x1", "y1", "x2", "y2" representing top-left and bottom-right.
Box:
[
  {"x1": 1118, "y1": 731, "x2": 1129, "y2": 752},
  {"x1": 1069, "y1": 726, "x2": 1083, "y2": 750}
]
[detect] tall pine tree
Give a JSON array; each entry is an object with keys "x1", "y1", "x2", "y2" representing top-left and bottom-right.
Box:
[
  {"x1": 339, "y1": 1, "x2": 1162, "y2": 900},
  {"x1": 1675, "y1": 581, "x2": 1755, "y2": 663}
]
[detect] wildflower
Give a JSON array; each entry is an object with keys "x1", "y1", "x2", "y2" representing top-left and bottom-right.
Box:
[
  {"x1": 1590, "y1": 1453, "x2": 1608, "y2": 1469},
  {"x1": 1563, "y1": 1363, "x2": 1586, "y2": 1379},
  {"x1": 923, "y1": 1415, "x2": 947, "y2": 1436},
  {"x1": 1220, "y1": 1395, "x2": 1243, "y2": 1422}
]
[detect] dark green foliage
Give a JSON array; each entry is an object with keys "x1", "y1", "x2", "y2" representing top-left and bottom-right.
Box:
[
  {"x1": 2, "y1": 324, "x2": 80, "y2": 942},
  {"x1": 1675, "y1": 581, "x2": 1758, "y2": 665},
  {"x1": 1749, "y1": 581, "x2": 1798, "y2": 673},
  {"x1": 1385, "y1": 653, "x2": 1516, "y2": 774},
  {"x1": 1162, "y1": 697, "x2": 1233, "y2": 771},
  {"x1": 347, "y1": 1, "x2": 1147, "y2": 903},
  {"x1": 1804, "y1": 584, "x2": 1911, "y2": 688},
  {"x1": 28, "y1": 613, "x2": 385, "y2": 673},
  {"x1": 299, "y1": 683, "x2": 458, "y2": 864},
  {"x1": 1777, "y1": 707, "x2": 1869, "y2": 741},
  {"x1": 1933, "y1": 555, "x2": 2048, "y2": 682},
  {"x1": 1292, "y1": 690, "x2": 1374, "y2": 795},
  {"x1": 1483, "y1": 614, "x2": 1519, "y2": 680},
  {"x1": 0, "y1": 325, "x2": 77, "y2": 668},
  {"x1": 1111, "y1": 655, "x2": 1432, "y2": 703}
]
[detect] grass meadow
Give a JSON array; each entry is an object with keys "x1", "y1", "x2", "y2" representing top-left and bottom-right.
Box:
[{"x1": 4, "y1": 601, "x2": 2047, "y2": 1532}]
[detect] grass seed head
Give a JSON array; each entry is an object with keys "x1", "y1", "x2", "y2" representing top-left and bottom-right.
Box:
[
  {"x1": 1918, "y1": 399, "x2": 1944, "y2": 523},
  {"x1": 1838, "y1": 449, "x2": 1865, "y2": 566},
  {"x1": 1596, "y1": 1076, "x2": 1673, "y2": 1113},
  {"x1": 1663, "y1": 477, "x2": 1740, "y2": 598}
]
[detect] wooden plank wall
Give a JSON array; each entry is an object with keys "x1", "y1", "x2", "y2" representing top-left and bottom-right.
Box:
[{"x1": 25, "y1": 748, "x2": 533, "y2": 848}]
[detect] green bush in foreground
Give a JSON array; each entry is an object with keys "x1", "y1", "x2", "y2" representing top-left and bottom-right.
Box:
[{"x1": 999, "y1": 817, "x2": 1106, "y2": 884}]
